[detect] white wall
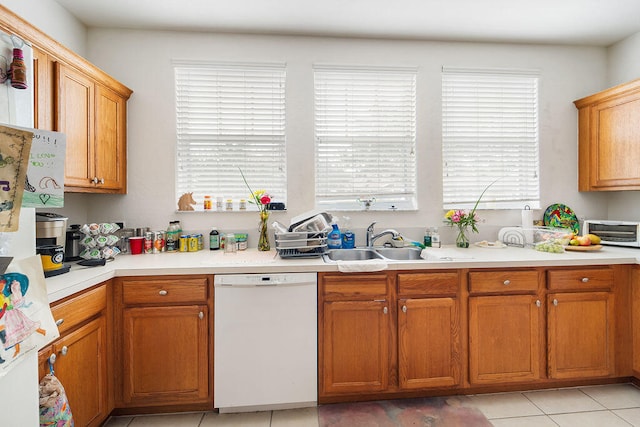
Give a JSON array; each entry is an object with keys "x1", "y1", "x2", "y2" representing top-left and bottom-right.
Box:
[
  {"x1": 73, "y1": 29, "x2": 609, "y2": 244},
  {"x1": 605, "y1": 31, "x2": 640, "y2": 222},
  {"x1": 2, "y1": 0, "x2": 87, "y2": 56}
]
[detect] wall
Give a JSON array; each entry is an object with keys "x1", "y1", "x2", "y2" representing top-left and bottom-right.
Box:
[
  {"x1": 2, "y1": 0, "x2": 87, "y2": 56},
  {"x1": 72, "y1": 29, "x2": 610, "y2": 245},
  {"x1": 606, "y1": 31, "x2": 640, "y2": 221}
]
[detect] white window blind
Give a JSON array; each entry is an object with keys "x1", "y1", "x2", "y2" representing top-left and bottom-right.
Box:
[
  {"x1": 174, "y1": 61, "x2": 286, "y2": 208},
  {"x1": 314, "y1": 65, "x2": 417, "y2": 211},
  {"x1": 442, "y1": 67, "x2": 540, "y2": 210}
]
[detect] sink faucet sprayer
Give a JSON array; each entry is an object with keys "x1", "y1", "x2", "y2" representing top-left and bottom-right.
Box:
[{"x1": 366, "y1": 222, "x2": 426, "y2": 249}]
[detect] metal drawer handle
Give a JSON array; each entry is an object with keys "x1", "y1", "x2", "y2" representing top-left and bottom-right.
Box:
[
  {"x1": 61, "y1": 346, "x2": 68, "y2": 356},
  {"x1": 503, "y1": 280, "x2": 511, "y2": 285},
  {"x1": 581, "y1": 277, "x2": 589, "y2": 283},
  {"x1": 159, "y1": 290, "x2": 168, "y2": 296},
  {"x1": 55, "y1": 318, "x2": 64, "y2": 326}
]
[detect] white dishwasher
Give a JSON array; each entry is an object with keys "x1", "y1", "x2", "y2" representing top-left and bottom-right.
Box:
[{"x1": 214, "y1": 272, "x2": 317, "y2": 413}]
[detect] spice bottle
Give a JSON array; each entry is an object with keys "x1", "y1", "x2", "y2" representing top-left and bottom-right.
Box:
[
  {"x1": 204, "y1": 195, "x2": 212, "y2": 210},
  {"x1": 9, "y1": 48, "x2": 27, "y2": 89}
]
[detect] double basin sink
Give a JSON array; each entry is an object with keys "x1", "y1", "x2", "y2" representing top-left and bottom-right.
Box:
[{"x1": 323, "y1": 247, "x2": 423, "y2": 262}]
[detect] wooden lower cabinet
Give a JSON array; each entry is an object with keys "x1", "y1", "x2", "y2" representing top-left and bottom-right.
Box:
[
  {"x1": 322, "y1": 300, "x2": 391, "y2": 394},
  {"x1": 469, "y1": 295, "x2": 542, "y2": 384},
  {"x1": 38, "y1": 283, "x2": 111, "y2": 427},
  {"x1": 116, "y1": 276, "x2": 213, "y2": 409},
  {"x1": 547, "y1": 291, "x2": 614, "y2": 379},
  {"x1": 398, "y1": 297, "x2": 461, "y2": 389}
]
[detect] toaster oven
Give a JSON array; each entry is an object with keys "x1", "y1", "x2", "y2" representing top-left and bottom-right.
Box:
[{"x1": 583, "y1": 220, "x2": 640, "y2": 247}]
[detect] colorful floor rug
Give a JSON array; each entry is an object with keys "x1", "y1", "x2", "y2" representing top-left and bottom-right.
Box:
[{"x1": 318, "y1": 396, "x2": 492, "y2": 427}]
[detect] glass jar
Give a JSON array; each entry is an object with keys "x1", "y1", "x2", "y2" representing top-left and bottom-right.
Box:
[{"x1": 224, "y1": 233, "x2": 237, "y2": 253}]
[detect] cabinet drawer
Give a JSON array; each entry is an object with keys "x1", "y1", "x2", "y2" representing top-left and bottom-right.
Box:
[
  {"x1": 469, "y1": 270, "x2": 539, "y2": 294},
  {"x1": 51, "y1": 284, "x2": 107, "y2": 335},
  {"x1": 322, "y1": 274, "x2": 389, "y2": 300},
  {"x1": 121, "y1": 277, "x2": 209, "y2": 305},
  {"x1": 547, "y1": 268, "x2": 613, "y2": 291},
  {"x1": 397, "y1": 272, "x2": 459, "y2": 296}
]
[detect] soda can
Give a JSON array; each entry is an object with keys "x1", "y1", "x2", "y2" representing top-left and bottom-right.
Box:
[
  {"x1": 196, "y1": 233, "x2": 204, "y2": 251},
  {"x1": 179, "y1": 235, "x2": 189, "y2": 252},
  {"x1": 144, "y1": 232, "x2": 154, "y2": 254},
  {"x1": 154, "y1": 231, "x2": 166, "y2": 253},
  {"x1": 188, "y1": 235, "x2": 199, "y2": 252}
]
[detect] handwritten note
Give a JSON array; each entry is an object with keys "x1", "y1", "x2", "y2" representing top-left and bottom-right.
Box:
[
  {"x1": 0, "y1": 124, "x2": 32, "y2": 231},
  {"x1": 21, "y1": 128, "x2": 66, "y2": 208}
]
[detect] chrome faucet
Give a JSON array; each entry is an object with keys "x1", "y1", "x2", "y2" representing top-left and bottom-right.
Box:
[{"x1": 366, "y1": 221, "x2": 402, "y2": 247}]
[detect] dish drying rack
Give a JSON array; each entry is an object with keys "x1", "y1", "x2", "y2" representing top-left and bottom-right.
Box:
[{"x1": 275, "y1": 231, "x2": 329, "y2": 258}]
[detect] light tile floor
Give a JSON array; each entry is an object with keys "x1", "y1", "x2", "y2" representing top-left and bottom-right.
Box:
[{"x1": 103, "y1": 383, "x2": 640, "y2": 427}]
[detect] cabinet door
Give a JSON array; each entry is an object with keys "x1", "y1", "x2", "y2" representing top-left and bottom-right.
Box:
[
  {"x1": 398, "y1": 297, "x2": 461, "y2": 389},
  {"x1": 122, "y1": 305, "x2": 209, "y2": 405},
  {"x1": 321, "y1": 300, "x2": 390, "y2": 394},
  {"x1": 548, "y1": 292, "x2": 614, "y2": 379},
  {"x1": 32, "y1": 46, "x2": 54, "y2": 130},
  {"x1": 57, "y1": 63, "x2": 95, "y2": 189},
  {"x1": 94, "y1": 84, "x2": 127, "y2": 192},
  {"x1": 469, "y1": 295, "x2": 542, "y2": 384},
  {"x1": 50, "y1": 316, "x2": 108, "y2": 427}
]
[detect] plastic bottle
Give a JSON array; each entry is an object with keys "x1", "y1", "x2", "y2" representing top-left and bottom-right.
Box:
[
  {"x1": 204, "y1": 195, "x2": 212, "y2": 210},
  {"x1": 209, "y1": 228, "x2": 220, "y2": 250},
  {"x1": 165, "y1": 221, "x2": 179, "y2": 252},
  {"x1": 431, "y1": 227, "x2": 441, "y2": 248},
  {"x1": 423, "y1": 228, "x2": 432, "y2": 247},
  {"x1": 328, "y1": 222, "x2": 342, "y2": 249},
  {"x1": 341, "y1": 216, "x2": 355, "y2": 249}
]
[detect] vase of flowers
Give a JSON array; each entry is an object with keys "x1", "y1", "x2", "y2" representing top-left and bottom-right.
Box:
[
  {"x1": 444, "y1": 180, "x2": 497, "y2": 248},
  {"x1": 240, "y1": 169, "x2": 272, "y2": 251}
]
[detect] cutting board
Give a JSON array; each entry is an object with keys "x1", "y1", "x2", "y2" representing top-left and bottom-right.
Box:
[{"x1": 564, "y1": 244, "x2": 603, "y2": 252}]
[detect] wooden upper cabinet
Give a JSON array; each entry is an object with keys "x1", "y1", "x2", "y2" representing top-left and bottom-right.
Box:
[
  {"x1": 575, "y1": 78, "x2": 640, "y2": 191},
  {"x1": 56, "y1": 63, "x2": 129, "y2": 193},
  {"x1": 0, "y1": 5, "x2": 132, "y2": 194}
]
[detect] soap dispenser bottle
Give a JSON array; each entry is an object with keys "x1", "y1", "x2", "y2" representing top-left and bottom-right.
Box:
[
  {"x1": 341, "y1": 216, "x2": 355, "y2": 249},
  {"x1": 328, "y1": 222, "x2": 342, "y2": 249}
]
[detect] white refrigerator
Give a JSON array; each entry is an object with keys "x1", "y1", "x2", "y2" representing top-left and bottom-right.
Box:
[{"x1": 0, "y1": 32, "x2": 39, "y2": 426}]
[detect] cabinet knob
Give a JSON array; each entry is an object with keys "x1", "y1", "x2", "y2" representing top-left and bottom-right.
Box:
[
  {"x1": 581, "y1": 277, "x2": 589, "y2": 283},
  {"x1": 198, "y1": 311, "x2": 204, "y2": 320},
  {"x1": 503, "y1": 280, "x2": 511, "y2": 285},
  {"x1": 553, "y1": 299, "x2": 558, "y2": 306},
  {"x1": 159, "y1": 290, "x2": 168, "y2": 296},
  {"x1": 100, "y1": 178, "x2": 105, "y2": 184},
  {"x1": 383, "y1": 306, "x2": 388, "y2": 314},
  {"x1": 402, "y1": 305, "x2": 407, "y2": 313},
  {"x1": 60, "y1": 346, "x2": 68, "y2": 356},
  {"x1": 49, "y1": 353, "x2": 57, "y2": 365},
  {"x1": 91, "y1": 177, "x2": 98, "y2": 184},
  {"x1": 536, "y1": 300, "x2": 541, "y2": 307},
  {"x1": 55, "y1": 318, "x2": 64, "y2": 326}
]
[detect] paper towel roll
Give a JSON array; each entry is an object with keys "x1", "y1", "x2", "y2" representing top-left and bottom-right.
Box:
[{"x1": 522, "y1": 208, "x2": 534, "y2": 245}]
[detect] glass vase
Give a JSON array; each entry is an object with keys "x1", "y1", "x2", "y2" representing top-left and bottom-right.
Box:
[
  {"x1": 456, "y1": 225, "x2": 470, "y2": 248},
  {"x1": 258, "y1": 211, "x2": 270, "y2": 251}
]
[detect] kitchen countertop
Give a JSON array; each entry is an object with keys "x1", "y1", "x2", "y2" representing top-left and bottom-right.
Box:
[{"x1": 46, "y1": 245, "x2": 640, "y2": 303}]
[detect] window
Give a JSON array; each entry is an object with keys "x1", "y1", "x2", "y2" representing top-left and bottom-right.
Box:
[
  {"x1": 174, "y1": 61, "x2": 286, "y2": 209},
  {"x1": 442, "y1": 67, "x2": 540, "y2": 210},
  {"x1": 314, "y1": 65, "x2": 417, "y2": 211}
]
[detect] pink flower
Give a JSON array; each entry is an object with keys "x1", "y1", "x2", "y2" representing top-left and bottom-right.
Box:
[{"x1": 260, "y1": 195, "x2": 271, "y2": 205}]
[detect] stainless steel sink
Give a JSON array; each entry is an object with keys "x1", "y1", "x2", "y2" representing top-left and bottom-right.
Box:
[
  {"x1": 374, "y1": 247, "x2": 423, "y2": 260},
  {"x1": 324, "y1": 248, "x2": 384, "y2": 261},
  {"x1": 323, "y1": 247, "x2": 423, "y2": 262}
]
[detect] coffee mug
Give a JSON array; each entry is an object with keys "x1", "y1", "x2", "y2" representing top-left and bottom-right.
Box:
[
  {"x1": 37, "y1": 244, "x2": 65, "y2": 271},
  {"x1": 129, "y1": 236, "x2": 144, "y2": 255}
]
